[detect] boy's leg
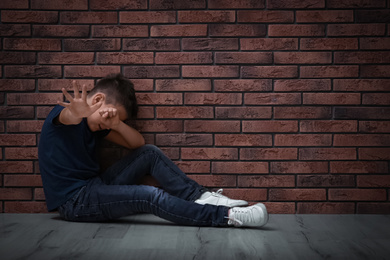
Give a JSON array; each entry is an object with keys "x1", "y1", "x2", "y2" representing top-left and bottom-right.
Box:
[
  {"x1": 58, "y1": 177, "x2": 229, "y2": 227},
  {"x1": 99, "y1": 144, "x2": 205, "y2": 201}
]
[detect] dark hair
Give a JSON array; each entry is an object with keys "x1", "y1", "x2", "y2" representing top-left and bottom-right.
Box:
[{"x1": 89, "y1": 73, "x2": 138, "y2": 119}]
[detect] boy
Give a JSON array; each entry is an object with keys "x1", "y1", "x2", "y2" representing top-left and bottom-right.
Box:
[{"x1": 38, "y1": 74, "x2": 268, "y2": 227}]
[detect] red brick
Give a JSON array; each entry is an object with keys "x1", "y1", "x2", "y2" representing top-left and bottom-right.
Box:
[
  {"x1": 90, "y1": 0, "x2": 147, "y2": 10},
  {"x1": 4, "y1": 38, "x2": 61, "y2": 51},
  {"x1": 300, "y1": 120, "x2": 357, "y2": 132},
  {"x1": 5, "y1": 148, "x2": 38, "y2": 160},
  {"x1": 241, "y1": 38, "x2": 298, "y2": 50},
  {"x1": 210, "y1": 24, "x2": 266, "y2": 37},
  {"x1": 64, "y1": 66, "x2": 120, "y2": 78},
  {"x1": 208, "y1": 0, "x2": 265, "y2": 9},
  {"x1": 33, "y1": 25, "x2": 89, "y2": 37},
  {"x1": 237, "y1": 10, "x2": 294, "y2": 23},
  {"x1": 275, "y1": 134, "x2": 332, "y2": 147},
  {"x1": 0, "y1": 107, "x2": 34, "y2": 119},
  {"x1": 156, "y1": 134, "x2": 212, "y2": 146},
  {"x1": 303, "y1": 93, "x2": 361, "y2": 105},
  {"x1": 38, "y1": 79, "x2": 94, "y2": 91},
  {"x1": 274, "y1": 107, "x2": 331, "y2": 119},
  {"x1": 4, "y1": 202, "x2": 47, "y2": 213},
  {"x1": 334, "y1": 107, "x2": 390, "y2": 120},
  {"x1": 156, "y1": 52, "x2": 212, "y2": 64},
  {"x1": 298, "y1": 175, "x2": 355, "y2": 187},
  {"x1": 156, "y1": 79, "x2": 211, "y2": 92},
  {"x1": 358, "y1": 175, "x2": 390, "y2": 188},
  {"x1": 359, "y1": 121, "x2": 390, "y2": 133},
  {"x1": 0, "y1": 188, "x2": 32, "y2": 200},
  {"x1": 120, "y1": 11, "x2": 175, "y2": 23},
  {"x1": 184, "y1": 120, "x2": 240, "y2": 133},
  {"x1": 212, "y1": 162, "x2": 269, "y2": 174},
  {"x1": 269, "y1": 25, "x2": 325, "y2": 37},
  {"x1": 124, "y1": 66, "x2": 179, "y2": 78},
  {"x1": 125, "y1": 39, "x2": 179, "y2": 51},
  {"x1": 151, "y1": 25, "x2": 207, "y2": 37},
  {"x1": 327, "y1": 0, "x2": 386, "y2": 8},
  {"x1": 363, "y1": 93, "x2": 390, "y2": 105},
  {"x1": 0, "y1": 79, "x2": 35, "y2": 91},
  {"x1": 185, "y1": 93, "x2": 242, "y2": 105},
  {"x1": 35, "y1": 188, "x2": 46, "y2": 200},
  {"x1": 297, "y1": 203, "x2": 355, "y2": 214},
  {"x1": 245, "y1": 93, "x2": 301, "y2": 105},
  {"x1": 183, "y1": 65, "x2": 239, "y2": 78},
  {"x1": 333, "y1": 79, "x2": 390, "y2": 92},
  {"x1": 64, "y1": 39, "x2": 121, "y2": 51},
  {"x1": 61, "y1": 11, "x2": 117, "y2": 24},
  {"x1": 182, "y1": 38, "x2": 238, "y2": 50},
  {"x1": 175, "y1": 161, "x2": 210, "y2": 174},
  {"x1": 242, "y1": 66, "x2": 298, "y2": 78},
  {"x1": 239, "y1": 175, "x2": 295, "y2": 188},
  {"x1": 39, "y1": 52, "x2": 94, "y2": 65},
  {"x1": 361, "y1": 65, "x2": 390, "y2": 78},
  {"x1": 214, "y1": 79, "x2": 272, "y2": 92},
  {"x1": 243, "y1": 120, "x2": 298, "y2": 133},
  {"x1": 271, "y1": 161, "x2": 328, "y2": 174},
  {"x1": 189, "y1": 175, "x2": 236, "y2": 188},
  {"x1": 131, "y1": 79, "x2": 154, "y2": 92},
  {"x1": 5, "y1": 65, "x2": 62, "y2": 78},
  {"x1": 0, "y1": 134, "x2": 36, "y2": 146},
  {"x1": 179, "y1": 11, "x2": 235, "y2": 23},
  {"x1": 296, "y1": 10, "x2": 353, "y2": 23},
  {"x1": 274, "y1": 79, "x2": 331, "y2": 92},
  {"x1": 300, "y1": 38, "x2": 358, "y2": 50},
  {"x1": 92, "y1": 25, "x2": 148, "y2": 37},
  {"x1": 360, "y1": 38, "x2": 390, "y2": 50},
  {"x1": 215, "y1": 134, "x2": 272, "y2": 147},
  {"x1": 334, "y1": 134, "x2": 390, "y2": 146},
  {"x1": 0, "y1": 161, "x2": 33, "y2": 173},
  {"x1": 299, "y1": 148, "x2": 356, "y2": 160},
  {"x1": 274, "y1": 52, "x2": 332, "y2": 64},
  {"x1": 137, "y1": 107, "x2": 154, "y2": 119},
  {"x1": 4, "y1": 175, "x2": 42, "y2": 187},
  {"x1": 37, "y1": 106, "x2": 54, "y2": 119},
  {"x1": 335, "y1": 51, "x2": 390, "y2": 64},
  {"x1": 0, "y1": 0, "x2": 29, "y2": 9},
  {"x1": 157, "y1": 107, "x2": 213, "y2": 119},
  {"x1": 0, "y1": 24, "x2": 31, "y2": 37},
  {"x1": 215, "y1": 52, "x2": 272, "y2": 64},
  {"x1": 357, "y1": 203, "x2": 390, "y2": 214},
  {"x1": 96, "y1": 52, "x2": 153, "y2": 65},
  {"x1": 181, "y1": 148, "x2": 238, "y2": 160},
  {"x1": 216, "y1": 107, "x2": 272, "y2": 119},
  {"x1": 0, "y1": 52, "x2": 36, "y2": 64},
  {"x1": 32, "y1": 0, "x2": 88, "y2": 9},
  {"x1": 356, "y1": 10, "x2": 390, "y2": 23},
  {"x1": 265, "y1": 202, "x2": 296, "y2": 214},
  {"x1": 135, "y1": 120, "x2": 183, "y2": 133},
  {"x1": 221, "y1": 189, "x2": 268, "y2": 202},
  {"x1": 329, "y1": 189, "x2": 386, "y2": 201},
  {"x1": 328, "y1": 24, "x2": 386, "y2": 36},
  {"x1": 359, "y1": 148, "x2": 390, "y2": 160},
  {"x1": 300, "y1": 66, "x2": 359, "y2": 78},
  {"x1": 240, "y1": 148, "x2": 297, "y2": 160},
  {"x1": 270, "y1": 189, "x2": 326, "y2": 201},
  {"x1": 150, "y1": 0, "x2": 205, "y2": 9},
  {"x1": 136, "y1": 93, "x2": 182, "y2": 105}
]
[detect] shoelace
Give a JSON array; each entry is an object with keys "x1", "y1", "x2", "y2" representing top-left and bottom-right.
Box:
[
  {"x1": 211, "y1": 189, "x2": 225, "y2": 198},
  {"x1": 227, "y1": 207, "x2": 255, "y2": 227}
]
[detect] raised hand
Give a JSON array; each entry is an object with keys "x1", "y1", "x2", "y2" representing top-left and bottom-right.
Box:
[
  {"x1": 99, "y1": 107, "x2": 120, "y2": 130},
  {"x1": 58, "y1": 80, "x2": 102, "y2": 119}
]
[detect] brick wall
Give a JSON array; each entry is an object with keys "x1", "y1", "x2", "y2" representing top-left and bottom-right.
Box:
[{"x1": 1, "y1": 0, "x2": 389, "y2": 214}]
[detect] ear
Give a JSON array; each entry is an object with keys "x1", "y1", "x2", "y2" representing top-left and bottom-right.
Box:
[{"x1": 91, "y1": 93, "x2": 105, "y2": 105}]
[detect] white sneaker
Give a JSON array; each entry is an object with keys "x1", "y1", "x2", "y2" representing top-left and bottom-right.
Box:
[
  {"x1": 227, "y1": 203, "x2": 269, "y2": 228},
  {"x1": 195, "y1": 189, "x2": 249, "y2": 207}
]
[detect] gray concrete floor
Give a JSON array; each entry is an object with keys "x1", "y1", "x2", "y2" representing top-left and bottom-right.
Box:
[{"x1": 1, "y1": 213, "x2": 389, "y2": 260}]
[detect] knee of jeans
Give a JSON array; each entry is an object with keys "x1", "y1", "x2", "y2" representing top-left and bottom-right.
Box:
[{"x1": 142, "y1": 144, "x2": 162, "y2": 155}]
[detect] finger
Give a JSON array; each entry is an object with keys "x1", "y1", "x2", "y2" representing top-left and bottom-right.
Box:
[
  {"x1": 108, "y1": 108, "x2": 114, "y2": 118},
  {"x1": 62, "y1": 88, "x2": 74, "y2": 102},
  {"x1": 57, "y1": 101, "x2": 70, "y2": 108},
  {"x1": 90, "y1": 101, "x2": 103, "y2": 114},
  {"x1": 81, "y1": 84, "x2": 87, "y2": 101},
  {"x1": 112, "y1": 109, "x2": 117, "y2": 117},
  {"x1": 72, "y1": 80, "x2": 80, "y2": 99}
]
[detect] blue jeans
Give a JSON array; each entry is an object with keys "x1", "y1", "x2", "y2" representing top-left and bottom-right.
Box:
[{"x1": 58, "y1": 145, "x2": 230, "y2": 227}]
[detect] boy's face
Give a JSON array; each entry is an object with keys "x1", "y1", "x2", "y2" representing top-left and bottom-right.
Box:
[{"x1": 86, "y1": 93, "x2": 127, "y2": 132}]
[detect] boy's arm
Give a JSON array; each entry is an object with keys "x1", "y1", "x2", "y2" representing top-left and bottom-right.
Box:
[{"x1": 105, "y1": 122, "x2": 145, "y2": 150}]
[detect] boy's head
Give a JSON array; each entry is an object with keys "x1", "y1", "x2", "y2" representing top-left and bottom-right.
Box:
[{"x1": 88, "y1": 73, "x2": 138, "y2": 120}]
